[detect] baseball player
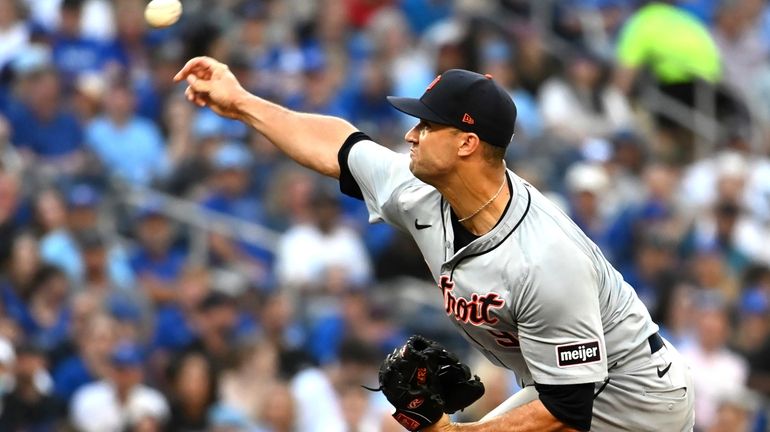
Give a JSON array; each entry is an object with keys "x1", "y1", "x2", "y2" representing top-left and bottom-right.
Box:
[{"x1": 175, "y1": 57, "x2": 694, "y2": 431}]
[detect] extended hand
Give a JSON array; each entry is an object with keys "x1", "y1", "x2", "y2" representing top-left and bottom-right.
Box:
[{"x1": 173, "y1": 56, "x2": 248, "y2": 119}]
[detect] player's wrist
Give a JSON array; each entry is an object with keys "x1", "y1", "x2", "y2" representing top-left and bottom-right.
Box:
[
  {"x1": 232, "y1": 88, "x2": 256, "y2": 118},
  {"x1": 421, "y1": 414, "x2": 454, "y2": 432}
]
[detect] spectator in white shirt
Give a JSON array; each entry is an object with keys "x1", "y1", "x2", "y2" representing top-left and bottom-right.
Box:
[
  {"x1": 276, "y1": 188, "x2": 372, "y2": 292},
  {"x1": 0, "y1": 0, "x2": 30, "y2": 71},
  {"x1": 680, "y1": 293, "x2": 748, "y2": 430},
  {"x1": 70, "y1": 343, "x2": 169, "y2": 432},
  {"x1": 539, "y1": 50, "x2": 633, "y2": 144}
]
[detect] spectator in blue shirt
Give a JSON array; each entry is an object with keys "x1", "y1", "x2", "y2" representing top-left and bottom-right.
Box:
[
  {"x1": 134, "y1": 42, "x2": 185, "y2": 123},
  {"x1": 85, "y1": 79, "x2": 169, "y2": 186},
  {"x1": 309, "y1": 289, "x2": 403, "y2": 365},
  {"x1": 345, "y1": 59, "x2": 402, "y2": 141},
  {"x1": 399, "y1": 0, "x2": 453, "y2": 34},
  {"x1": 53, "y1": 313, "x2": 116, "y2": 402},
  {"x1": 21, "y1": 265, "x2": 71, "y2": 354},
  {"x1": 676, "y1": 0, "x2": 721, "y2": 24},
  {"x1": 49, "y1": 0, "x2": 124, "y2": 86},
  {"x1": 129, "y1": 202, "x2": 187, "y2": 304},
  {"x1": 152, "y1": 266, "x2": 210, "y2": 354},
  {"x1": 5, "y1": 45, "x2": 85, "y2": 168},
  {"x1": 201, "y1": 142, "x2": 273, "y2": 286},
  {"x1": 284, "y1": 48, "x2": 351, "y2": 119}
]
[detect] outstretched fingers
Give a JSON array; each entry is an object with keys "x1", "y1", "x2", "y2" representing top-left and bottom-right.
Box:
[
  {"x1": 173, "y1": 56, "x2": 216, "y2": 82},
  {"x1": 176, "y1": 57, "x2": 235, "y2": 111}
]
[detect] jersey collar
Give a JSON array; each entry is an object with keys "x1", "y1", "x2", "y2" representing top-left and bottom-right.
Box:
[{"x1": 440, "y1": 169, "x2": 532, "y2": 268}]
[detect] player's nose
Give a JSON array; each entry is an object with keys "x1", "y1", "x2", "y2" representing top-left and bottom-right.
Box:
[{"x1": 405, "y1": 123, "x2": 419, "y2": 144}]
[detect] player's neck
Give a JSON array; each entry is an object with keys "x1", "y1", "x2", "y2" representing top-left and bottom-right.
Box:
[{"x1": 438, "y1": 166, "x2": 511, "y2": 236}]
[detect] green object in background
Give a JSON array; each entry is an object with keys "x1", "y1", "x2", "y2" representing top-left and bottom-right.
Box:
[{"x1": 617, "y1": 2, "x2": 722, "y2": 84}]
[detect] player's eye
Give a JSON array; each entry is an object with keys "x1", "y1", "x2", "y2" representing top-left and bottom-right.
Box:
[{"x1": 419, "y1": 121, "x2": 431, "y2": 132}]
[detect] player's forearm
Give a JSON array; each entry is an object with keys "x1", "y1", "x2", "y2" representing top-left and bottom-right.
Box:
[
  {"x1": 233, "y1": 92, "x2": 357, "y2": 178},
  {"x1": 446, "y1": 400, "x2": 576, "y2": 432}
]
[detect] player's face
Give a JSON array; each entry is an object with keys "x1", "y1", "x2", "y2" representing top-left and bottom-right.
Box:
[{"x1": 405, "y1": 120, "x2": 462, "y2": 183}]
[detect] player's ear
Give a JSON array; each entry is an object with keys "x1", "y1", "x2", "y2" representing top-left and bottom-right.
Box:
[{"x1": 457, "y1": 132, "x2": 481, "y2": 157}]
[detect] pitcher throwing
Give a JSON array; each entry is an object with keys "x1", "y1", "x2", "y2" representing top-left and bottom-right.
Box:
[{"x1": 175, "y1": 57, "x2": 694, "y2": 432}]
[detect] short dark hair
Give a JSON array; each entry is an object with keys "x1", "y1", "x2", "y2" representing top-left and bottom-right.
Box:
[
  {"x1": 198, "y1": 292, "x2": 236, "y2": 312},
  {"x1": 76, "y1": 229, "x2": 105, "y2": 251},
  {"x1": 27, "y1": 264, "x2": 67, "y2": 301},
  {"x1": 481, "y1": 140, "x2": 506, "y2": 163},
  {"x1": 61, "y1": 0, "x2": 84, "y2": 11}
]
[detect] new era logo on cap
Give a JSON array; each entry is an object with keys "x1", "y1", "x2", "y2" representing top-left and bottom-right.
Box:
[
  {"x1": 556, "y1": 340, "x2": 601, "y2": 367},
  {"x1": 462, "y1": 113, "x2": 475, "y2": 124}
]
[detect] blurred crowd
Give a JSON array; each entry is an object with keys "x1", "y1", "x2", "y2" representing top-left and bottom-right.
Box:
[{"x1": 0, "y1": 0, "x2": 768, "y2": 431}]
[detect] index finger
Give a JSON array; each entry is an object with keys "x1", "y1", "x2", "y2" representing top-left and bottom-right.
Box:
[{"x1": 173, "y1": 56, "x2": 216, "y2": 82}]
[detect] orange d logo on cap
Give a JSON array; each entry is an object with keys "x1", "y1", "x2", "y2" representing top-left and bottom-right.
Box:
[{"x1": 426, "y1": 75, "x2": 441, "y2": 91}]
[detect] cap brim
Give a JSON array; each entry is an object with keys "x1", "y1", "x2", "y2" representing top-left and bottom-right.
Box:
[{"x1": 386, "y1": 96, "x2": 449, "y2": 125}]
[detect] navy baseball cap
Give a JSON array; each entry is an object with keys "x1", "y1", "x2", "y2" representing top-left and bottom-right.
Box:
[
  {"x1": 67, "y1": 184, "x2": 101, "y2": 208},
  {"x1": 387, "y1": 69, "x2": 517, "y2": 148},
  {"x1": 740, "y1": 289, "x2": 769, "y2": 315},
  {"x1": 110, "y1": 343, "x2": 144, "y2": 368},
  {"x1": 213, "y1": 142, "x2": 252, "y2": 170}
]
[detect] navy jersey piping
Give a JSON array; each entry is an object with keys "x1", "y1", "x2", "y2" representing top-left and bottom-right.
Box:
[
  {"x1": 450, "y1": 186, "x2": 532, "y2": 279},
  {"x1": 440, "y1": 196, "x2": 449, "y2": 262}
]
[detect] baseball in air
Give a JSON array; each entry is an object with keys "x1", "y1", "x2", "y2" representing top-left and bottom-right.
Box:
[{"x1": 144, "y1": 0, "x2": 182, "y2": 28}]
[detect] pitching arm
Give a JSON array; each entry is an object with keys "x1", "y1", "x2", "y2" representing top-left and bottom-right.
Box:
[{"x1": 175, "y1": 56, "x2": 357, "y2": 179}]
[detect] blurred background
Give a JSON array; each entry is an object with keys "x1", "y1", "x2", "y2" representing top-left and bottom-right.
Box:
[{"x1": 0, "y1": 0, "x2": 767, "y2": 430}]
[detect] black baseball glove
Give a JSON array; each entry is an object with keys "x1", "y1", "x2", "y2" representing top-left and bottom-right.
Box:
[{"x1": 373, "y1": 335, "x2": 485, "y2": 431}]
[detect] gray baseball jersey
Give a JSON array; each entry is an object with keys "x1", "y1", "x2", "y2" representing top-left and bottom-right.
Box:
[
  {"x1": 340, "y1": 136, "x2": 695, "y2": 430},
  {"x1": 345, "y1": 137, "x2": 656, "y2": 384}
]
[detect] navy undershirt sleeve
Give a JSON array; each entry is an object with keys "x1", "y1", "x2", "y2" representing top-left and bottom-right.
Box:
[
  {"x1": 534, "y1": 382, "x2": 595, "y2": 431},
  {"x1": 336, "y1": 131, "x2": 371, "y2": 200}
]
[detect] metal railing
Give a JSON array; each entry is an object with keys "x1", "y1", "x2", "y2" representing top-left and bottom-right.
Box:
[
  {"x1": 639, "y1": 81, "x2": 723, "y2": 156},
  {"x1": 117, "y1": 183, "x2": 282, "y2": 265}
]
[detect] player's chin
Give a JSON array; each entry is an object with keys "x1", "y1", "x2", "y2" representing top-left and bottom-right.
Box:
[
  {"x1": 408, "y1": 157, "x2": 423, "y2": 176},
  {"x1": 409, "y1": 163, "x2": 431, "y2": 184}
]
